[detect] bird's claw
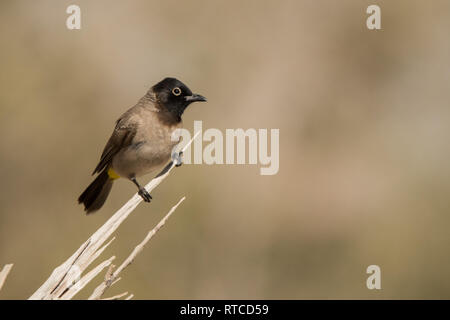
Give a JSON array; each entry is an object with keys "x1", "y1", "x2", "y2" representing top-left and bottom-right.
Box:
[
  {"x1": 138, "y1": 188, "x2": 152, "y2": 202},
  {"x1": 172, "y1": 151, "x2": 183, "y2": 167}
]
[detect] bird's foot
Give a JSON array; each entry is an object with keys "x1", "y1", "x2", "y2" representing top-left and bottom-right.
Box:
[
  {"x1": 138, "y1": 188, "x2": 152, "y2": 202},
  {"x1": 172, "y1": 151, "x2": 183, "y2": 167}
]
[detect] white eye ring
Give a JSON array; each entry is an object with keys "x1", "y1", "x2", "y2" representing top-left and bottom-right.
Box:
[{"x1": 172, "y1": 87, "x2": 182, "y2": 96}]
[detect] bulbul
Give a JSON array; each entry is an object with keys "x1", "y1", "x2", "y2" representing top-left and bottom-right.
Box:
[{"x1": 78, "y1": 77, "x2": 207, "y2": 214}]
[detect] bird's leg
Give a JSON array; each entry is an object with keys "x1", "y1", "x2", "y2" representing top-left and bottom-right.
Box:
[
  {"x1": 131, "y1": 177, "x2": 152, "y2": 202},
  {"x1": 172, "y1": 151, "x2": 183, "y2": 167}
]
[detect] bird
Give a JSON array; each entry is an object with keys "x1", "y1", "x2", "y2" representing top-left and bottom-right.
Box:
[{"x1": 78, "y1": 77, "x2": 207, "y2": 214}]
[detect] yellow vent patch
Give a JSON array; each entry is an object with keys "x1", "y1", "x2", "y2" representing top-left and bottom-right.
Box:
[{"x1": 107, "y1": 168, "x2": 121, "y2": 180}]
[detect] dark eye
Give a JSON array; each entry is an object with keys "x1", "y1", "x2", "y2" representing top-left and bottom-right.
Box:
[{"x1": 172, "y1": 87, "x2": 182, "y2": 96}]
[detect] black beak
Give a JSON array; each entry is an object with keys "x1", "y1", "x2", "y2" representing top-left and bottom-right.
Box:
[{"x1": 185, "y1": 93, "x2": 207, "y2": 103}]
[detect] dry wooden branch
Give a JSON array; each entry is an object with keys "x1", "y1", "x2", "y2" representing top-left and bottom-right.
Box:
[
  {"x1": 89, "y1": 196, "x2": 185, "y2": 299},
  {"x1": 0, "y1": 264, "x2": 13, "y2": 292},
  {"x1": 102, "y1": 292, "x2": 129, "y2": 300},
  {"x1": 61, "y1": 256, "x2": 116, "y2": 300},
  {"x1": 29, "y1": 133, "x2": 199, "y2": 300}
]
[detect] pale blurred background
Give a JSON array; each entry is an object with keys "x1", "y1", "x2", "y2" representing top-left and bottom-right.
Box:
[{"x1": 1, "y1": 0, "x2": 450, "y2": 299}]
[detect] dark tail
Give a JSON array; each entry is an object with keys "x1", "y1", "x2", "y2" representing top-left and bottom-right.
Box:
[{"x1": 78, "y1": 168, "x2": 113, "y2": 214}]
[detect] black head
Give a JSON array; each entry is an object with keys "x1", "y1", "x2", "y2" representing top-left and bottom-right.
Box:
[{"x1": 151, "y1": 77, "x2": 206, "y2": 122}]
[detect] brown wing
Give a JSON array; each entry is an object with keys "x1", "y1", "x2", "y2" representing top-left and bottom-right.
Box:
[{"x1": 92, "y1": 117, "x2": 137, "y2": 175}]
